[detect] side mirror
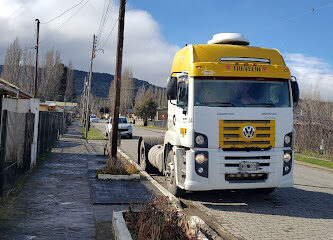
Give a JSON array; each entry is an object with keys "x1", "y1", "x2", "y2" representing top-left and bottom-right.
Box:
[
  {"x1": 291, "y1": 80, "x2": 299, "y2": 106},
  {"x1": 166, "y1": 77, "x2": 177, "y2": 100}
]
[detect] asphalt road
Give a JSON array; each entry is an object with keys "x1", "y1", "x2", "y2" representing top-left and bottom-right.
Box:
[{"x1": 92, "y1": 121, "x2": 333, "y2": 240}]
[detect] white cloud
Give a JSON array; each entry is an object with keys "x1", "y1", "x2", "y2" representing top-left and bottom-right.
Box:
[
  {"x1": 284, "y1": 53, "x2": 333, "y2": 101},
  {"x1": 0, "y1": 0, "x2": 180, "y2": 87}
]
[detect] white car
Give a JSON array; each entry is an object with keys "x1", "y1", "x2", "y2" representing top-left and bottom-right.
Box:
[
  {"x1": 90, "y1": 114, "x2": 98, "y2": 123},
  {"x1": 105, "y1": 116, "x2": 132, "y2": 139}
]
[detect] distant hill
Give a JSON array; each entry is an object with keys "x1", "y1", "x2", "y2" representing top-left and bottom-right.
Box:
[
  {"x1": 73, "y1": 69, "x2": 156, "y2": 98},
  {"x1": 0, "y1": 65, "x2": 159, "y2": 99}
]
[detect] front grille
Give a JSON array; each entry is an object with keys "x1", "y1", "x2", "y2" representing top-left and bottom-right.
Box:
[
  {"x1": 119, "y1": 129, "x2": 128, "y2": 132},
  {"x1": 225, "y1": 163, "x2": 270, "y2": 167},
  {"x1": 219, "y1": 120, "x2": 275, "y2": 149},
  {"x1": 225, "y1": 156, "x2": 270, "y2": 160},
  {"x1": 225, "y1": 173, "x2": 268, "y2": 181}
]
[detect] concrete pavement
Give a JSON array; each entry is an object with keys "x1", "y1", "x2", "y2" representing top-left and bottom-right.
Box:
[
  {"x1": 93, "y1": 121, "x2": 333, "y2": 240},
  {"x1": 0, "y1": 120, "x2": 159, "y2": 240},
  {"x1": 0, "y1": 121, "x2": 96, "y2": 240}
]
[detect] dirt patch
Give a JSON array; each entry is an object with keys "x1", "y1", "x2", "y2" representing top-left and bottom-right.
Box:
[{"x1": 124, "y1": 197, "x2": 198, "y2": 240}]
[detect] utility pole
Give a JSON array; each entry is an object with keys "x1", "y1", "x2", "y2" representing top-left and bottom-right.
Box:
[
  {"x1": 85, "y1": 35, "x2": 97, "y2": 139},
  {"x1": 109, "y1": 0, "x2": 126, "y2": 159},
  {"x1": 34, "y1": 19, "x2": 40, "y2": 98},
  {"x1": 81, "y1": 76, "x2": 87, "y2": 125}
]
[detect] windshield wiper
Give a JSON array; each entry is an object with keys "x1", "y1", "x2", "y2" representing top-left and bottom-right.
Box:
[
  {"x1": 205, "y1": 102, "x2": 235, "y2": 107},
  {"x1": 245, "y1": 102, "x2": 276, "y2": 107}
]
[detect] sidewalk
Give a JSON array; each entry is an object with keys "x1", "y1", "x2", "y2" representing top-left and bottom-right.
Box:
[
  {"x1": 0, "y1": 120, "x2": 157, "y2": 240},
  {"x1": 0, "y1": 121, "x2": 96, "y2": 239}
]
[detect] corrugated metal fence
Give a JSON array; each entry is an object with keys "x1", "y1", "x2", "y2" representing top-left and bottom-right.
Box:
[{"x1": 0, "y1": 110, "x2": 35, "y2": 196}]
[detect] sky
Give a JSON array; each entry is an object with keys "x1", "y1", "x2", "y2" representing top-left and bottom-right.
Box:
[{"x1": 0, "y1": 0, "x2": 332, "y2": 101}]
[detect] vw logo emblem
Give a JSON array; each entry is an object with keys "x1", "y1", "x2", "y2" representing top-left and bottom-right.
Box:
[{"x1": 242, "y1": 125, "x2": 255, "y2": 139}]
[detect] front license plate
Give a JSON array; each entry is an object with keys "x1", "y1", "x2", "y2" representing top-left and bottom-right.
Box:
[{"x1": 238, "y1": 161, "x2": 259, "y2": 171}]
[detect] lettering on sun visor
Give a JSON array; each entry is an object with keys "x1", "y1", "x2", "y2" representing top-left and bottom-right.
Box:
[{"x1": 226, "y1": 65, "x2": 267, "y2": 72}]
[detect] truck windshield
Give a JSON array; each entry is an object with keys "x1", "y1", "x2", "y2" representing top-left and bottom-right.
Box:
[{"x1": 194, "y1": 79, "x2": 290, "y2": 107}]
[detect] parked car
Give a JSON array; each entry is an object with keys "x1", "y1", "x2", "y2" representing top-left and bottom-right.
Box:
[
  {"x1": 105, "y1": 116, "x2": 132, "y2": 139},
  {"x1": 90, "y1": 114, "x2": 98, "y2": 123}
]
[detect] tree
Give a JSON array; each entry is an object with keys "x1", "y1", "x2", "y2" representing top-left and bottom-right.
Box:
[
  {"x1": 39, "y1": 49, "x2": 63, "y2": 100},
  {"x1": 1, "y1": 38, "x2": 21, "y2": 87},
  {"x1": 108, "y1": 78, "x2": 115, "y2": 114},
  {"x1": 20, "y1": 47, "x2": 35, "y2": 94},
  {"x1": 64, "y1": 61, "x2": 74, "y2": 101},
  {"x1": 135, "y1": 97, "x2": 157, "y2": 126},
  {"x1": 120, "y1": 68, "x2": 134, "y2": 114}
]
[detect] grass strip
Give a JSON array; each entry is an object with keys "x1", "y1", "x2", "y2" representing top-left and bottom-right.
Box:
[
  {"x1": 81, "y1": 127, "x2": 105, "y2": 140},
  {"x1": 141, "y1": 125, "x2": 167, "y2": 130},
  {"x1": 295, "y1": 154, "x2": 333, "y2": 169},
  {"x1": 296, "y1": 151, "x2": 332, "y2": 161}
]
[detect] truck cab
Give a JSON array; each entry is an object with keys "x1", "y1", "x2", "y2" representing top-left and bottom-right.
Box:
[{"x1": 140, "y1": 33, "x2": 299, "y2": 196}]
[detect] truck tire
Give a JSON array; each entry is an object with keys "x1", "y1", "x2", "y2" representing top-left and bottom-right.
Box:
[
  {"x1": 165, "y1": 150, "x2": 185, "y2": 197},
  {"x1": 137, "y1": 136, "x2": 164, "y2": 169},
  {"x1": 139, "y1": 139, "x2": 154, "y2": 172}
]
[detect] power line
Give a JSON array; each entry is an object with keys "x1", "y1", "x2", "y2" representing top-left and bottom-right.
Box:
[
  {"x1": 39, "y1": 0, "x2": 90, "y2": 47},
  {"x1": 0, "y1": 4, "x2": 25, "y2": 26},
  {"x1": 97, "y1": 0, "x2": 115, "y2": 44},
  {"x1": 41, "y1": 0, "x2": 85, "y2": 24},
  {"x1": 59, "y1": 0, "x2": 90, "y2": 29},
  {"x1": 97, "y1": 0, "x2": 109, "y2": 39},
  {"x1": 100, "y1": 2, "x2": 126, "y2": 49}
]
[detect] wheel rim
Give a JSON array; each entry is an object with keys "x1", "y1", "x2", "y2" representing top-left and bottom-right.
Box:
[
  {"x1": 165, "y1": 156, "x2": 175, "y2": 185},
  {"x1": 140, "y1": 146, "x2": 145, "y2": 166}
]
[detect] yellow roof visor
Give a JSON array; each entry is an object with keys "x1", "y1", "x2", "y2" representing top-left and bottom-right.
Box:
[{"x1": 171, "y1": 44, "x2": 291, "y2": 79}]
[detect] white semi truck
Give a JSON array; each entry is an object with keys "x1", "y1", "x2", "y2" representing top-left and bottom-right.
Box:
[{"x1": 138, "y1": 33, "x2": 299, "y2": 196}]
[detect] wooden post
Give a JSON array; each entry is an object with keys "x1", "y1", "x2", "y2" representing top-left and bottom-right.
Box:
[
  {"x1": 85, "y1": 35, "x2": 97, "y2": 139},
  {"x1": 109, "y1": 0, "x2": 126, "y2": 159},
  {"x1": 34, "y1": 19, "x2": 40, "y2": 98}
]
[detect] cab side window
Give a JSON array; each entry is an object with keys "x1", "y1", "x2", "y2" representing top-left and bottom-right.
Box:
[{"x1": 177, "y1": 81, "x2": 188, "y2": 107}]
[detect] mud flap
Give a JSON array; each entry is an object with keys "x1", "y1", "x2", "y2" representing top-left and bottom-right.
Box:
[{"x1": 173, "y1": 147, "x2": 186, "y2": 189}]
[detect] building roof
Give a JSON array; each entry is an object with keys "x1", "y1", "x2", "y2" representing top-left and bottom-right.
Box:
[
  {"x1": 0, "y1": 78, "x2": 33, "y2": 99},
  {"x1": 45, "y1": 101, "x2": 77, "y2": 107}
]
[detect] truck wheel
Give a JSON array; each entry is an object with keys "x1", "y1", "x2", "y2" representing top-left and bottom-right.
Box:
[
  {"x1": 165, "y1": 150, "x2": 185, "y2": 197},
  {"x1": 139, "y1": 140, "x2": 153, "y2": 172}
]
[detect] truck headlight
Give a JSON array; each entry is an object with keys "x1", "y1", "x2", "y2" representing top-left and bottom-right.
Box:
[
  {"x1": 283, "y1": 153, "x2": 291, "y2": 162},
  {"x1": 284, "y1": 135, "x2": 291, "y2": 145},
  {"x1": 195, "y1": 135, "x2": 205, "y2": 145},
  {"x1": 194, "y1": 132, "x2": 208, "y2": 148},
  {"x1": 283, "y1": 150, "x2": 292, "y2": 175},
  {"x1": 195, "y1": 151, "x2": 208, "y2": 178},
  {"x1": 284, "y1": 132, "x2": 292, "y2": 147},
  {"x1": 195, "y1": 153, "x2": 208, "y2": 164}
]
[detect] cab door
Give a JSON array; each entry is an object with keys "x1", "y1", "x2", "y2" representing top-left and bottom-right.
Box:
[{"x1": 174, "y1": 75, "x2": 191, "y2": 147}]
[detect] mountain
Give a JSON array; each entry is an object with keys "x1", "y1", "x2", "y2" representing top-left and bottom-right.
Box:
[
  {"x1": 73, "y1": 69, "x2": 156, "y2": 98},
  {"x1": 0, "y1": 65, "x2": 160, "y2": 99}
]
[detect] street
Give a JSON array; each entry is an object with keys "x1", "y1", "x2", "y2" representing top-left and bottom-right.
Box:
[{"x1": 93, "y1": 121, "x2": 333, "y2": 240}]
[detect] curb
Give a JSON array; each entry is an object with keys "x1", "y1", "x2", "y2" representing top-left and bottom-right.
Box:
[
  {"x1": 97, "y1": 174, "x2": 140, "y2": 180},
  {"x1": 295, "y1": 160, "x2": 333, "y2": 172},
  {"x1": 117, "y1": 148, "x2": 219, "y2": 239},
  {"x1": 117, "y1": 148, "x2": 181, "y2": 209},
  {"x1": 112, "y1": 211, "x2": 133, "y2": 240}
]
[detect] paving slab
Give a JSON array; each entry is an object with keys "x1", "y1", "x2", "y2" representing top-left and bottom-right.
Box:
[{"x1": 0, "y1": 121, "x2": 96, "y2": 240}]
